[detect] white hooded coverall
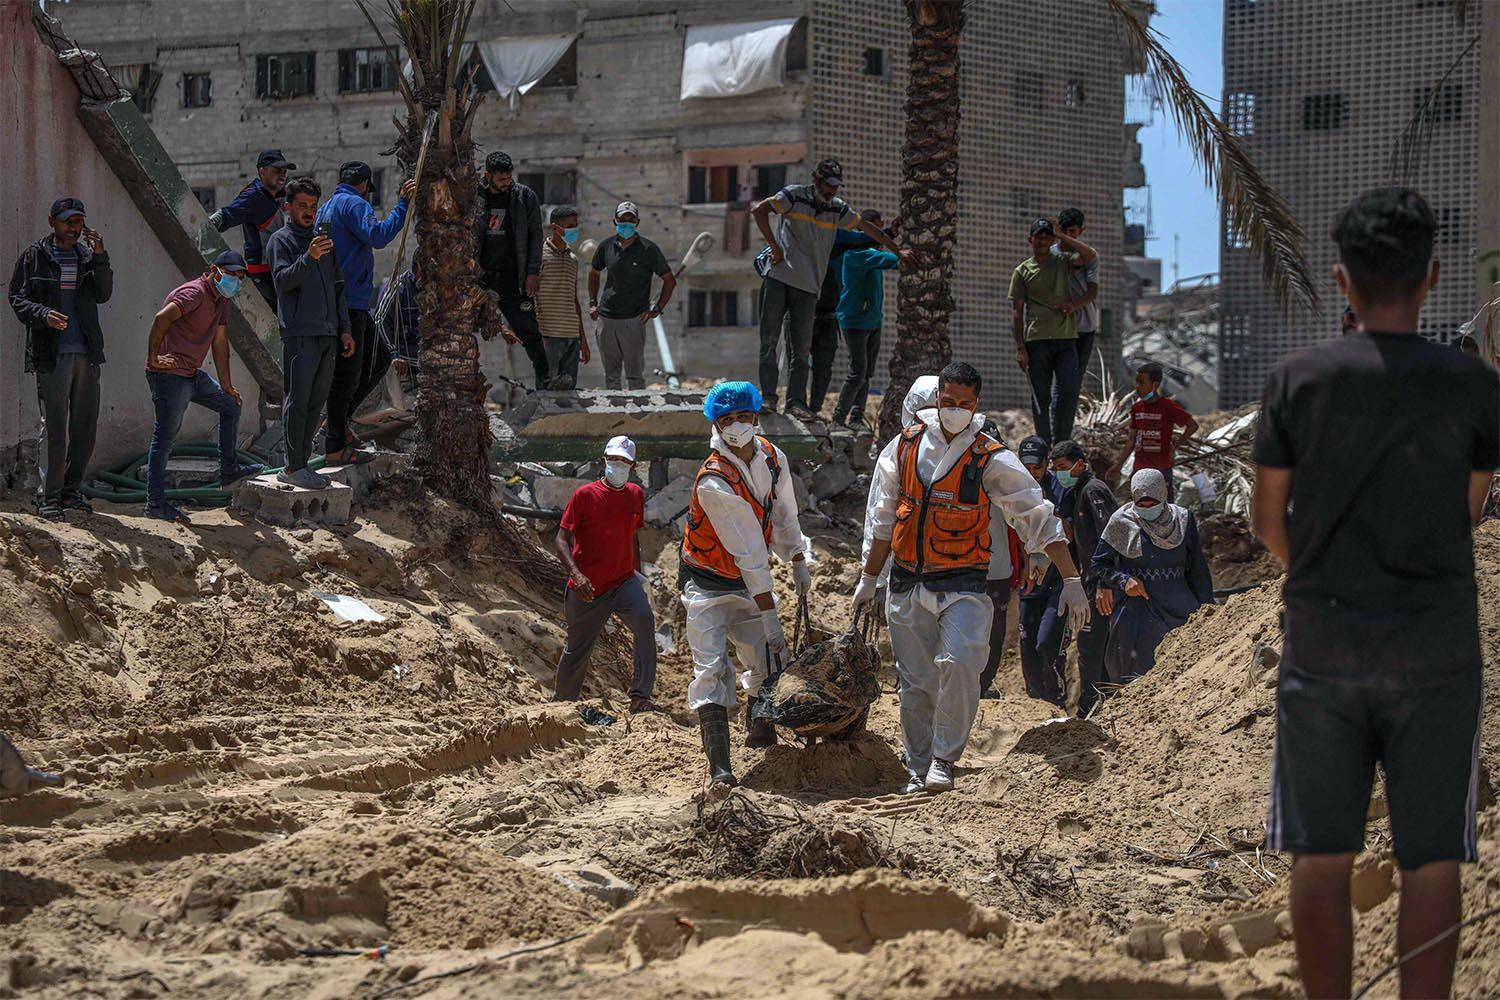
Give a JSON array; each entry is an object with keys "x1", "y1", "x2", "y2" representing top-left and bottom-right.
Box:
[
  {"x1": 683, "y1": 428, "x2": 809, "y2": 710},
  {"x1": 865, "y1": 409, "x2": 1065, "y2": 774}
]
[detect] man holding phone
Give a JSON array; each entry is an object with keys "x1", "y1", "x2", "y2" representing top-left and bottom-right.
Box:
[
  {"x1": 7, "y1": 197, "x2": 114, "y2": 521},
  {"x1": 266, "y1": 177, "x2": 353, "y2": 489}
]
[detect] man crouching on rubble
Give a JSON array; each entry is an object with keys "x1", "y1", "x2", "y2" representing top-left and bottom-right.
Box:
[
  {"x1": 855, "y1": 362, "x2": 1088, "y2": 794},
  {"x1": 1252, "y1": 187, "x2": 1499, "y2": 1000},
  {"x1": 681, "y1": 381, "x2": 811, "y2": 787}
]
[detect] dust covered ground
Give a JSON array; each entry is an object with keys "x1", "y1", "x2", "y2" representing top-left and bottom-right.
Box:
[{"x1": 2, "y1": 470, "x2": 1499, "y2": 999}]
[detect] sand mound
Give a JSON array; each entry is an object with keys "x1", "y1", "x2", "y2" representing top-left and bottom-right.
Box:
[
  {"x1": 579, "y1": 869, "x2": 1008, "y2": 966},
  {"x1": 155, "y1": 824, "x2": 605, "y2": 958}
]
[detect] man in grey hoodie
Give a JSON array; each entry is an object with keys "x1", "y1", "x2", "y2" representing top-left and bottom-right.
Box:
[{"x1": 266, "y1": 176, "x2": 353, "y2": 488}]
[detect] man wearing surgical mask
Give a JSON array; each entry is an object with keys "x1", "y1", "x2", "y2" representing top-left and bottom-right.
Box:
[
  {"x1": 856, "y1": 362, "x2": 1090, "y2": 794},
  {"x1": 681, "y1": 380, "x2": 811, "y2": 786},
  {"x1": 141, "y1": 249, "x2": 265, "y2": 523},
  {"x1": 588, "y1": 202, "x2": 675, "y2": 390},
  {"x1": 552, "y1": 436, "x2": 658, "y2": 713},
  {"x1": 535, "y1": 205, "x2": 590, "y2": 389}
]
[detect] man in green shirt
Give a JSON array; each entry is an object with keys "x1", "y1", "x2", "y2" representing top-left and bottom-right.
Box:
[{"x1": 1008, "y1": 218, "x2": 1096, "y2": 443}]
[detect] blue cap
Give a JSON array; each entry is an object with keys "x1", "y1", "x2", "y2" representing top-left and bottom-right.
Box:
[
  {"x1": 703, "y1": 381, "x2": 762, "y2": 422},
  {"x1": 212, "y1": 249, "x2": 247, "y2": 272}
]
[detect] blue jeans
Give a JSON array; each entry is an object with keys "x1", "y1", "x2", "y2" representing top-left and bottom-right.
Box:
[{"x1": 146, "y1": 370, "x2": 241, "y2": 505}]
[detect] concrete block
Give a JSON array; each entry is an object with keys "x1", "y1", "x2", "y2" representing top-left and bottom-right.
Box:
[
  {"x1": 645, "y1": 475, "x2": 694, "y2": 527},
  {"x1": 667, "y1": 458, "x2": 701, "y2": 482},
  {"x1": 161, "y1": 456, "x2": 221, "y2": 487},
  {"x1": 848, "y1": 432, "x2": 877, "y2": 471},
  {"x1": 231, "y1": 474, "x2": 352, "y2": 527},
  {"x1": 552, "y1": 865, "x2": 636, "y2": 909},
  {"x1": 809, "y1": 459, "x2": 857, "y2": 500},
  {"x1": 320, "y1": 452, "x2": 412, "y2": 501},
  {"x1": 531, "y1": 476, "x2": 591, "y2": 511}
]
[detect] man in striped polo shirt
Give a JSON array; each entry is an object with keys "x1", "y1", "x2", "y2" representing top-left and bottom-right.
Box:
[{"x1": 535, "y1": 205, "x2": 590, "y2": 390}]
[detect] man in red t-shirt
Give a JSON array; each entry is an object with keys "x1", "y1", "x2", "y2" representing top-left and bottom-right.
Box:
[
  {"x1": 552, "y1": 435, "x2": 658, "y2": 712},
  {"x1": 1109, "y1": 361, "x2": 1199, "y2": 499}
]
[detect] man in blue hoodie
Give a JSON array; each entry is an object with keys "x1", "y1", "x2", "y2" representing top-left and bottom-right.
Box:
[
  {"x1": 831, "y1": 211, "x2": 900, "y2": 428},
  {"x1": 316, "y1": 161, "x2": 414, "y2": 463}
]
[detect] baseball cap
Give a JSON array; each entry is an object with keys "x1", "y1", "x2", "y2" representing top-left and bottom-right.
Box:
[
  {"x1": 614, "y1": 201, "x2": 639, "y2": 219},
  {"x1": 339, "y1": 161, "x2": 373, "y2": 185},
  {"x1": 49, "y1": 197, "x2": 85, "y2": 221},
  {"x1": 485, "y1": 151, "x2": 513, "y2": 173},
  {"x1": 604, "y1": 435, "x2": 636, "y2": 462},
  {"x1": 813, "y1": 158, "x2": 843, "y2": 187},
  {"x1": 1030, "y1": 218, "x2": 1055, "y2": 238},
  {"x1": 212, "y1": 249, "x2": 248, "y2": 272},
  {"x1": 1018, "y1": 435, "x2": 1050, "y2": 466},
  {"x1": 256, "y1": 149, "x2": 296, "y2": 169}
]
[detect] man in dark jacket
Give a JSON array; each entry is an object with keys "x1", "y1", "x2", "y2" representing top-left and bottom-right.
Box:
[
  {"x1": 1050, "y1": 438, "x2": 1118, "y2": 717},
  {"x1": 474, "y1": 151, "x2": 547, "y2": 387},
  {"x1": 266, "y1": 176, "x2": 353, "y2": 489},
  {"x1": 210, "y1": 149, "x2": 295, "y2": 308},
  {"x1": 8, "y1": 197, "x2": 114, "y2": 520}
]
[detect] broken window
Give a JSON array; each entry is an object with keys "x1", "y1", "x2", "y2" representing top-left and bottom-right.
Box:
[
  {"x1": 1065, "y1": 79, "x2": 1086, "y2": 107},
  {"x1": 1225, "y1": 91, "x2": 1255, "y2": 134},
  {"x1": 472, "y1": 35, "x2": 578, "y2": 108},
  {"x1": 862, "y1": 47, "x2": 885, "y2": 78},
  {"x1": 368, "y1": 169, "x2": 385, "y2": 207},
  {"x1": 256, "y1": 52, "x2": 317, "y2": 99},
  {"x1": 192, "y1": 187, "x2": 217, "y2": 212},
  {"x1": 680, "y1": 18, "x2": 802, "y2": 100},
  {"x1": 1302, "y1": 93, "x2": 1345, "y2": 131},
  {"x1": 533, "y1": 39, "x2": 577, "y2": 89},
  {"x1": 752, "y1": 163, "x2": 788, "y2": 200},
  {"x1": 518, "y1": 170, "x2": 577, "y2": 208},
  {"x1": 688, "y1": 165, "x2": 740, "y2": 204},
  {"x1": 182, "y1": 73, "x2": 212, "y2": 108},
  {"x1": 688, "y1": 290, "x2": 739, "y2": 328},
  {"x1": 118, "y1": 64, "x2": 162, "y2": 113},
  {"x1": 339, "y1": 47, "x2": 397, "y2": 93}
]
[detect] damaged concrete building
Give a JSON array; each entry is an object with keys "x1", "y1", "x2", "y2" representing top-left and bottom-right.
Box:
[{"x1": 54, "y1": 0, "x2": 1148, "y2": 406}]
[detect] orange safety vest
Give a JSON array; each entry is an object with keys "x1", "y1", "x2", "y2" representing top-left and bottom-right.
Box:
[
  {"x1": 680, "y1": 437, "x2": 782, "y2": 590},
  {"x1": 890, "y1": 423, "x2": 1002, "y2": 592}
]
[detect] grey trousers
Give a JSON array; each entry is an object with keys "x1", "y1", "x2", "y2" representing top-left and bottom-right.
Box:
[
  {"x1": 758, "y1": 277, "x2": 817, "y2": 409},
  {"x1": 282, "y1": 336, "x2": 338, "y2": 472},
  {"x1": 553, "y1": 574, "x2": 657, "y2": 702},
  {"x1": 543, "y1": 336, "x2": 581, "y2": 389},
  {"x1": 596, "y1": 315, "x2": 645, "y2": 390},
  {"x1": 36, "y1": 353, "x2": 101, "y2": 503}
]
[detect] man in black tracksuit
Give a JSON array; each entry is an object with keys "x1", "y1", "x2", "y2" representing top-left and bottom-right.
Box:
[
  {"x1": 7, "y1": 197, "x2": 113, "y2": 520},
  {"x1": 1050, "y1": 438, "x2": 1117, "y2": 717},
  {"x1": 266, "y1": 176, "x2": 352, "y2": 489},
  {"x1": 474, "y1": 151, "x2": 547, "y2": 387}
]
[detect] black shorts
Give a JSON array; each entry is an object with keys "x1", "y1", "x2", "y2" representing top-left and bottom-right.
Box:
[{"x1": 1267, "y1": 663, "x2": 1481, "y2": 870}]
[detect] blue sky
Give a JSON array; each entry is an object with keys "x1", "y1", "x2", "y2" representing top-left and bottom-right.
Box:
[{"x1": 1136, "y1": 0, "x2": 1222, "y2": 287}]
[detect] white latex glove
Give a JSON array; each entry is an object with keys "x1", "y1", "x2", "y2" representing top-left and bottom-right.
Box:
[
  {"x1": 1027, "y1": 551, "x2": 1051, "y2": 583},
  {"x1": 852, "y1": 572, "x2": 880, "y2": 610},
  {"x1": 1057, "y1": 576, "x2": 1090, "y2": 633},
  {"x1": 792, "y1": 560, "x2": 812, "y2": 598},
  {"x1": 762, "y1": 611, "x2": 789, "y2": 661}
]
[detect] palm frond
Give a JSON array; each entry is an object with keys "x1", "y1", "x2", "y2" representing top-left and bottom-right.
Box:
[
  {"x1": 1388, "y1": 33, "x2": 1479, "y2": 184},
  {"x1": 352, "y1": 0, "x2": 418, "y2": 115},
  {"x1": 1108, "y1": 0, "x2": 1318, "y2": 316}
]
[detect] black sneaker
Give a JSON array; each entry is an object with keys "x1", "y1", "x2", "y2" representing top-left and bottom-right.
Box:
[
  {"x1": 60, "y1": 494, "x2": 93, "y2": 514},
  {"x1": 143, "y1": 502, "x2": 191, "y2": 524},
  {"x1": 220, "y1": 463, "x2": 266, "y2": 488},
  {"x1": 37, "y1": 501, "x2": 64, "y2": 522},
  {"x1": 784, "y1": 403, "x2": 815, "y2": 421}
]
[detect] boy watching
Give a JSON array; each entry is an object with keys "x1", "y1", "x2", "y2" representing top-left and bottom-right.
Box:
[
  {"x1": 1108, "y1": 361, "x2": 1198, "y2": 498},
  {"x1": 536, "y1": 205, "x2": 589, "y2": 389},
  {"x1": 1251, "y1": 187, "x2": 1499, "y2": 999}
]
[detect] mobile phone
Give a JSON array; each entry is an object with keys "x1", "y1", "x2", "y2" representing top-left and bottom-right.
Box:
[{"x1": 315, "y1": 221, "x2": 332, "y2": 237}]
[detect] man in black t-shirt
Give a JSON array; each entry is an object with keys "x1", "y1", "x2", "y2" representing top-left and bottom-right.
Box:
[
  {"x1": 587, "y1": 202, "x2": 675, "y2": 390},
  {"x1": 473, "y1": 151, "x2": 548, "y2": 387},
  {"x1": 1251, "y1": 187, "x2": 1500, "y2": 1000}
]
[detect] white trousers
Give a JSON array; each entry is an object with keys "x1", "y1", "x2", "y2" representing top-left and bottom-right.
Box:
[
  {"x1": 887, "y1": 584, "x2": 992, "y2": 774},
  {"x1": 682, "y1": 580, "x2": 772, "y2": 710}
]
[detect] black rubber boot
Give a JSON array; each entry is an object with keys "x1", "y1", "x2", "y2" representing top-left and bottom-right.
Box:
[
  {"x1": 744, "y1": 696, "x2": 778, "y2": 749},
  {"x1": 697, "y1": 705, "x2": 737, "y2": 786}
]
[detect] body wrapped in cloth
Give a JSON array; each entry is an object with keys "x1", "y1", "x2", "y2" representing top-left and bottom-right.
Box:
[{"x1": 754, "y1": 603, "x2": 880, "y2": 739}]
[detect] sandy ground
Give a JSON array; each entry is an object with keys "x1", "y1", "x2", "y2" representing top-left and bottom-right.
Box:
[{"x1": 1, "y1": 469, "x2": 1497, "y2": 999}]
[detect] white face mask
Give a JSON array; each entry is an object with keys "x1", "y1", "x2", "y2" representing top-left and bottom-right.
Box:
[
  {"x1": 603, "y1": 461, "x2": 632, "y2": 488},
  {"x1": 939, "y1": 407, "x2": 973, "y2": 434},
  {"x1": 720, "y1": 421, "x2": 756, "y2": 448}
]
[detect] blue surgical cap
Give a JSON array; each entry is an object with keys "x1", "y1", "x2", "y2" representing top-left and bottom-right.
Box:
[{"x1": 703, "y1": 381, "x2": 762, "y2": 422}]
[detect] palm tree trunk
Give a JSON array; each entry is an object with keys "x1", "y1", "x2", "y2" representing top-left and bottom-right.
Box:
[{"x1": 879, "y1": 0, "x2": 964, "y2": 441}]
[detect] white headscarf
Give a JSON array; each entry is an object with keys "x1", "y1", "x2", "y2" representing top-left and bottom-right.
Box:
[
  {"x1": 901, "y1": 375, "x2": 939, "y2": 426},
  {"x1": 1100, "y1": 468, "x2": 1188, "y2": 558}
]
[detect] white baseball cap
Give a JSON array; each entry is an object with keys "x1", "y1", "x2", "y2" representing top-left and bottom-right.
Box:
[
  {"x1": 614, "y1": 201, "x2": 639, "y2": 220},
  {"x1": 604, "y1": 435, "x2": 636, "y2": 462}
]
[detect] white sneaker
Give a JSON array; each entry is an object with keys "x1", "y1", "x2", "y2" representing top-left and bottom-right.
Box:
[
  {"x1": 900, "y1": 771, "x2": 926, "y2": 795},
  {"x1": 924, "y1": 758, "x2": 954, "y2": 792}
]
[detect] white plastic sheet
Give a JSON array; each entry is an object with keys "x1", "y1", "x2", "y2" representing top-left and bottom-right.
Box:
[
  {"x1": 679, "y1": 18, "x2": 798, "y2": 101},
  {"x1": 474, "y1": 34, "x2": 577, "y2": 109},
  {"x1": 311, "y1": 592, "x2": 387, "y2": 623}
]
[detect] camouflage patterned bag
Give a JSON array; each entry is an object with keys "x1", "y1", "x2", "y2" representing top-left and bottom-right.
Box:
[{"x1": 754, "y1": 601, "x2": 880, "y2": 740}]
